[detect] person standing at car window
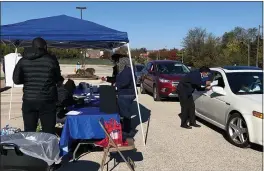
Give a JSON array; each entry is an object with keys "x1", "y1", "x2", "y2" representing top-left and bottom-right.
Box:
[
  {"x1": 177, "y1": 66, "x2": 212, "y2": 129},
  {"x1": 13, "y1": 37, "x2": 61, "y2": 134}
]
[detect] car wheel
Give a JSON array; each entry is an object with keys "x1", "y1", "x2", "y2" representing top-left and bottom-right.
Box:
[
  {"x1": 153, "y1": 85, "x2": 161, "y2": 101},
  {"x1": 226, "y1": 113, "x2": 250, "y2": 148},
  {"x1": 140, "y1": 83, "x2": 146, "y2": 94}
]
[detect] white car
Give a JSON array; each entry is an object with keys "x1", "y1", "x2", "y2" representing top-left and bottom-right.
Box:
[{"x1": 193, "y1": 66, "x2": 263, "y2": 148}]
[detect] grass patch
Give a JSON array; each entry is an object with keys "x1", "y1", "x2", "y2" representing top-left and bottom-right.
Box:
[{"x1": 59, "y1": 58, "x2": 112, "y2": 65}]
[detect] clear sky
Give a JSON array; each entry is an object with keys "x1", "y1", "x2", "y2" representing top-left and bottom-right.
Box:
[{"x1": 1, "y1": 1, "x2": 262, "y2": 50}]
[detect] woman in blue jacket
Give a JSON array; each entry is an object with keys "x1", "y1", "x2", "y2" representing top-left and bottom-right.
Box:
[{"x1": 115, "y1": 57, "x2": 136, "y2": 136}]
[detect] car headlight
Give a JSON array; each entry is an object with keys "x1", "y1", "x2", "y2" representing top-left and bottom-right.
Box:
[
  {"x1": 159, "y1": 78, "x2": 171, "y2": 83},
  {"x1": 253, "y1": 111, "x2": 263, "y2": 119}
]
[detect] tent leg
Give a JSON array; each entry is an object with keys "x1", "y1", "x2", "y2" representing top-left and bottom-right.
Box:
[
  {"x1": 126, "y1": 43, "x2": 146, "y2": 146},
  {"x1": 8, "y1": 88, "x2": 13, "y2": 120},
  {"x1": 8, "y1": 49, "x2": 18, "y2": 120}
]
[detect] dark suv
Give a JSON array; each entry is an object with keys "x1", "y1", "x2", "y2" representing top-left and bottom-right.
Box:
[{"x1": 140, "y1": 60, "x2": 190, "y2": 101}]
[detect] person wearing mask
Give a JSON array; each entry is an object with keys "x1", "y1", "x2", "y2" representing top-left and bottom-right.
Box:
[
  {"x1": 115, "y1": 57, "x2": 136, "y2": 137},
  {"x1": 101, "y1": 54, "x2": 122, "y2": 86},
  {"x1": 13, "y1": 37, "x2": 61, "y2": 134},
  {"x1": 177, "y1": 66, "x2": 212, "y2": 129}
]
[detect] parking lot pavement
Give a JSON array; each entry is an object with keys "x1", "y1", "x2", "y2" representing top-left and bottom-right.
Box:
[
  {"x1": 1, "y1": 65, "x2": 262, "y2": 171},
  {"x1": 134, "y1": 91, "x2": 262, "y2": 171}
]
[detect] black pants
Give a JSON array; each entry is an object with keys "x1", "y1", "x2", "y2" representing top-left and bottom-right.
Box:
[
  {"x1": 178, "y1": 94, "x2": 196, "y2": 126},
  {"x1": 22, "y1": 100, "x2": 56, "y2": 134},
  {"x1": 118, "y1": 95, "x2": 135, "y2": 133}
]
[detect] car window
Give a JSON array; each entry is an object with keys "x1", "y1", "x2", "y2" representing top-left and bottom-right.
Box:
[
  {"x1": 136, "y1": 65, "x2": 144, "y2": 72},
  {"x1": 226, "y1": 72, "x2": 263, "y2": 95},
  {"x1": 212, "y1": 71, "x2": 225, "y2": 88},
  {"x1": 146, "y1": 63, "x2": 152, "y2": 71},
  {"x1": 157, "y1": 63, "x2": 190, "y2": 74}
]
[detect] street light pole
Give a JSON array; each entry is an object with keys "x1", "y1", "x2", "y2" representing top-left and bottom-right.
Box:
[
  {"x1": 76, "y1": 7, "x2": 87, "y2": 68},
  {"x1": 76, "y1": 7, "x2": 86, "y2": 20}
]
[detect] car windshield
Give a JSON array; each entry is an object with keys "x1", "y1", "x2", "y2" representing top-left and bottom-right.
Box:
[
  {"x1": 226, "y1": 72, "x2": 263, "y2": 95},
  {"x1": 136, "y1": 65, "x2": 144, "y2": 72},
  {"x1": 157, "y1": 63, "x2": 190, "y2": 74}
]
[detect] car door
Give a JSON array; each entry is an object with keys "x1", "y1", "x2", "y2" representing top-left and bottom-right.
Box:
[
  {"x1": 198, "y1": 70, "x2": 231, "y2": 126},
  {"x1": 193, "y1": 71, "x2": 215, "y2": 117}
]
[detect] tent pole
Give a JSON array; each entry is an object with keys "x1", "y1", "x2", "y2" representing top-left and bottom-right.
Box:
[
  {"x1": 8, "y1": 48, "x2": 18, "y2": 120},
  {"x1": 126, "y1": 43, "x2": 146, "y2": 146}
]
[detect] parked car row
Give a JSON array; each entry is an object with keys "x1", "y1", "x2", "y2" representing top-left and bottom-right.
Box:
[{"x1": 135, "y1": 61, "x2": 263, "y2": 148}]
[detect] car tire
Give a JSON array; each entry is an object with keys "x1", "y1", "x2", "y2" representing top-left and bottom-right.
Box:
[
  {"x1": 226, "y1": 113, "x2": 250, "y2": 148},
  {"x1": 153, "y1": 85, "x2": 161, "y2": 101},
  {"x1": 140, "y1": 83, "x2": 146, "y2": 94}
]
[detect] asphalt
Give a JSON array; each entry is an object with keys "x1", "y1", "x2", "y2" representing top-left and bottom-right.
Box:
[{"x1": 1, "y1": 64, "x2": 262, "y2": 171}]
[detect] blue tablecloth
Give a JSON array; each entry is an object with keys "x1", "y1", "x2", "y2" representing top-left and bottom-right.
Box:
[{"x1": 59, "y1": 107, "x2": 119, "y2": 156}]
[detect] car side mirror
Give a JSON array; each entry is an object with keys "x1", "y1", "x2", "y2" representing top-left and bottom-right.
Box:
[{"x1": 212, "y1": 86, "x2": 226, "y2": 96}]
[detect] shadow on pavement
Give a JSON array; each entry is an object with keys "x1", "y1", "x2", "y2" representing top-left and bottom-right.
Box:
[
  {"x1": 131, "y1": 102, "x2": 151, "y2": 144},
  {"x1": 106, "y1": 151, "x2": 143, "y2": 171},
  {"x1": 0, "y1": 86, "x2": 11, "y2": 93},
  {"x1": 58, "y1": 160, "x2": 100, "y2": 171},
  {"x1": 178, "y1": 113, "x2": 263, "y2": 152}
]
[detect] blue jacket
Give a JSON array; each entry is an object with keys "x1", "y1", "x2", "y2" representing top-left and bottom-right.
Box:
[
  {"x1": 177, "y1": 70, "x2": 211, "y2": 96},
  {"x1": 115, "y1": 66, "x2": 136, "y2": 96}
]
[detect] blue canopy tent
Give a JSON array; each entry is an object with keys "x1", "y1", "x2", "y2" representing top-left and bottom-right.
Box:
[
  {"x1": 1, "y1": 15, "x2": 128, "y2": 49},
  {"x1": 1, "y1": 15, "x2": 145, "y2": 145}
]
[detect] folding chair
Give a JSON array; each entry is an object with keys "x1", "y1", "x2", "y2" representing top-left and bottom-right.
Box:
[{"x1": 99, "y1": 119, "x2": 136, "y2": 171}]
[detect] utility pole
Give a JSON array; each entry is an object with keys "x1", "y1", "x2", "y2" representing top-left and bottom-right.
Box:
[
  {"x1": 256, "y1": 25, "x2": 263, "y2": 67},
  {"x1": 241, "y1": 41, "x2": 251, "y2": 66},
  {"x1": 248, "y1": 43, "x2": 250, "y2": 66},
  {"x1": 182, "y1": 50, "x2": 184, "y2": 63},
  {"x1": 76, "y1": 7, "x2": 86, "y2": 20}
]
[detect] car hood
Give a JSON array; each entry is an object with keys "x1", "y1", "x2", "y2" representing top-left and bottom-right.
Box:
[
  {"x1": 159, "y1": 74, "x2": 186, "y2": 81},
  {"x1": 239, "y1": 94, "x2": 263, "y2": 105}
]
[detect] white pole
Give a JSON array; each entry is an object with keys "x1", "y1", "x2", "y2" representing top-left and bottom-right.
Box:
[
  {"x1": 8, "y1": 48, "x2": 18, "y2": 120},
  {"x1": 126, "y1": 43, "x2": 146, "y2": 146}
]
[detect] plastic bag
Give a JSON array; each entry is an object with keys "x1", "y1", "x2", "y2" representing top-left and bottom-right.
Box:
[
  {"x1": 0, "y1": 125, "x2": 21, "y2": 136},
  {"x1": 0, "y1": 132, "x2": 60, "y2": 166},
  {"x1": 95, "y1": 119, "x2": 123, "y2": 148}
]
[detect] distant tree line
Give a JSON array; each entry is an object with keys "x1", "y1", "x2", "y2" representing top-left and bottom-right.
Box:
[{"x1": 1, "y1": 26, "x2": 262, "y2": 68}]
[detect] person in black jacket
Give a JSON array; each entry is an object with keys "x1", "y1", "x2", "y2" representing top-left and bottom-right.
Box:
[
  {"x1": 13, "y1": 37, "x2": 61, "y2": 134},
  {"x1": 115, "y1": 57, "x2": 136, "y2": 136},
  {"x1": 177, "y1": 66, "x2": 212, "y2": 129}
]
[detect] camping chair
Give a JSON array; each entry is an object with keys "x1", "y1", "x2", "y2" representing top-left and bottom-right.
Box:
[{"x1": 99, "y1": 119, "x2": 136, "y2": 171}]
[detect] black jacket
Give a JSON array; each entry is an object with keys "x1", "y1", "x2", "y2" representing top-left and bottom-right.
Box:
[
  {"x1": 115, "y1": 66, "x2": 137, "y2": 96},
  {"x1": 106, "y1": 65, "x2": 118, "y2": 84},
  {"x1": 13, "y1": 47, "x2": 61, "y2": 102},
  {"x1": 177, "y1": 70, "x2": 207, "y2": 97}
]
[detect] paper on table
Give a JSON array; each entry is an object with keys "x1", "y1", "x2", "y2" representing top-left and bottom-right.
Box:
[{"x1": 66, "y1": 111, "x2": 82, "y2": 115}]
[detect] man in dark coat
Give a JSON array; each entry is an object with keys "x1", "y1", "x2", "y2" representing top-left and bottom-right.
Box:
[
  {"x1": 13, "y1": 37, "x2": 61, "y2": 134},
  {"x1": 177, "y1": 66, "x2": 212, "y2": 129}
]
